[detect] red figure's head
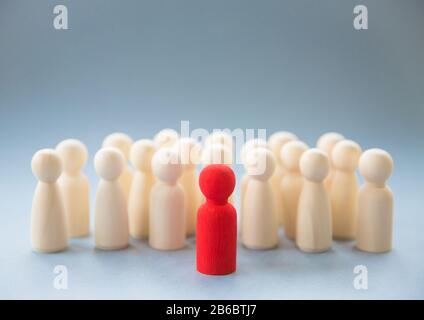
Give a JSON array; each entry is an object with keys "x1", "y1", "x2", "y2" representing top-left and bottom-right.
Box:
[{"x1": 199, "y1": 164, "x2": 235, "y2": 204}]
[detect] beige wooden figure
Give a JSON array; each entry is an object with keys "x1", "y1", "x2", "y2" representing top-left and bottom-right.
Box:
[
  {"x1": 297, "y1": 149, "x2": 332, "y2": 252},
  {"x1": 173, "y1": 138, "x2": 202, "y2": 236},
  {"x1": 268, "y1": 131, "x2": 298, "y2": 226},
  {"x1": 330, "y1": 140, "x2": 362, "y2": 240},
  {"x1": 94, "y1": 148, "x2": 129, "y2": 250},
  {"x1": 205, "y1": 131, "x2": 233, "y2": 151},
  {"x1": 153, "y1": 128, "x2": 179, "y2": 149},
  {"x1": 242, "y1": 148, "x2": 278, "y2": 249},
  {"x1": 102, "y1": 132, "x2": 134, "y2": 201},
  {"x1": 31, "y1": 149, "x2": 68, "y2": 253},
  {"x1": 239, "y1": 138, "x2": 268, "y2": 236},
  {"x1": 56, "y1": 139, "x2": 89, "y2": 238},
  {"x1": 280, "y1": 140, "x2": 309, "y2": 240},
  {"x1": 128, "y1": 139, "x2": 156, "y2": 239},
  {"x1": 201, "y1": 143, "x2": 234, "y2": 204},
  {"x1": 316, "y1": 132, "x2": 345, "y2": 190},
  {"x1": 149, "y1": 148, "x2": 186, "y2": 250},
  {"x1": 356, "y1": 149, "x2": 394, "y2": 253}
]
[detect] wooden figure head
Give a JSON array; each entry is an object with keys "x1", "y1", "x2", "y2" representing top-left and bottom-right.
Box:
[{"x1": 199, "y1": 164, "x2": 235, "y2": 204}]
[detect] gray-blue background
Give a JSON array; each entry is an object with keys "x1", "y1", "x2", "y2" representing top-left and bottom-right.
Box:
[{"x1": 0, "y1": 0, "x2": 423, "y2": 299}]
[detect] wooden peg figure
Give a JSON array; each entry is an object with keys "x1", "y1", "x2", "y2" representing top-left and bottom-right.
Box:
[
  {"x1": 316, "y1": 132, "x2": 345, "y2": 191},
  {"x1": 201, "y1": 143, "x2": 233, "y2": 167},
  {"x1": 330, "y1": 140, "x2": 362, "y2": 240},
  {"x1": 197, "y1": 164, "x2": 237, "y2": 275},
  {"x1": 56, "y1": 139, "x2": 90, "y2": 238},
  {"x1": 239, "y1": 139, "x2": 268, "y2": 237},
  {"x1": 241, "y1": 148, "x2": 279, "y2": 249},
  {"x1": 94, "y1": 148, "x2": 129, "y2": 250},
  {"x1": 128, "y1": 139, "x2": 156, "y2": 239},
  {"x1": 153, "y1": 129, "x2": 179, "y2": 149},
  {"x1": 356, "y1": 149, "x2": 394, "y2": 253},
  {"x1": 149, "y1": 148, "x2": 186, "y2": 250},
  {"x1": 173, "y1": 138, "x2": 202, "y2": 236},
  {"x1": 280, "y1": 140, "x2": 309, "y2": 240},
  {"x1": 268, "y1": 132, "x2": 298, "y2": 226},
  {"x1": 205, "y1": 131, "x2": 234, "y2": 151},
  {"x1": 297, "y1": 149, "x2": 332, "y2": 252},
  {"x1": 31, "y1": 149, "x2": 68, "y2": 253},
  {"x1": 102, "y1": 132, "x2": 134, "y2": 201}
]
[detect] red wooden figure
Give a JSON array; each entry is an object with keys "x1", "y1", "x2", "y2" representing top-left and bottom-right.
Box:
[{"x1": 196, "y1": 164, "x2": 237, "y2": 275}]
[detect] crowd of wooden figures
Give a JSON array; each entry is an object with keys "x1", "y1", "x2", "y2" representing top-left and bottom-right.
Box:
[{"x1": 31, "y1": 130, "x2": 393, "y2": 275}]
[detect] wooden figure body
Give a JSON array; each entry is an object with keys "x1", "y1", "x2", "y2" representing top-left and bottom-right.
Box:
[
  {"x1": 31, "y1": 149, "x2": 68, "y2": 253},
  {"x1": 94, "y1": 148, "x2": 129, "y2": 250},
  {"x1": 197, "y1": 164, "x2": 237, "y2": 275},
  {"x1": 242, "y1": 148, "x2": 278, "y2": 249},
  {"x1": 356, "y1": 149, "x2": 394, "y2": 253},
  {"x1": 102, "y1": 132, "x2": 134, "y2": 201},
  {"x1": 128, "y1": 139, "x2": 156, "y2": 239},
  {"x1": 280, "y1": 141, "x2": 309, "y2": 240},
  {"x1": 316, "y1": 132, "x2": 345, "y2": 191},
  {"x1": 330, "y1": 140, "x2": 362, "y2": 240},
  {"x1": 153, "y1": 128, "x2": 179, "y2": 149},
  {"x1": 268, "y1": 132, "x2": 298, "y2": 226},
  {"x1": 173, "y1": 138, "x2": 202, "y2": 236},
  {"x1": 149, "y1": 148, "x2": 186, "y2": 250},
  {"x1": 297, "y1": 149, "x2": 332, "y2": 252},
  {"x1": 56, "y1": 139, "x2": 89, "y2": 238}
]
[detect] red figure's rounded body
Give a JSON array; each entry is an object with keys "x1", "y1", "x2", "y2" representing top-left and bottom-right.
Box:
[{"x1": 196, "y1": 164, "x2": 237, "y2": 275}]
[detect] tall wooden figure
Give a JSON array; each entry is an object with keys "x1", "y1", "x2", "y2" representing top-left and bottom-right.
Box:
[
  {"x1": 356, "y1": 149, "x2": 394, "y2": 253},
  {"x1": 280, "y1": 141, "x2": 309, "y2": 240},
  {"x1": 149, "y1": 148, "x2": 186, "y2": 250},
  {"x1": 128, "y1": 139, "x2": 156, "y2": 239},
  {"x1": 297, "y1": 149, "x2": 332, "y2": 252},
  {"x1": 316, "y1": 132, "x2": 345, "y2": 191},
  {"x1": 239, "y1": 138, "x2": 268, "y2": 235},
  {"x1": 56, "y1": 139, "x2": 90, "y2": 238},
  {"x1": 153, "y1": 129, "x2": 179, "y2": 149},
  {"x1": 102, "y1": 132, "x2": 134, "y2": 201},
  {"x1": 197, "y1": 164, "x2": 237, "y2": 275},
  {"x1": 268, "y1": 132, "x2": 298, "y2": 226},
  {"x1": 174, "y1": 137, "x2": 202, "y2": 236},
  {"x1": 330, "y1": 140, "x2": 362, "y2": 240},
  {"x1": 94, "y1": 148, "x2": 129, "y2": 250},
  {"x1": 242, "y1": 148, "x2": 279, "y2": 249},
  {"x1": 31, "y1": 149, "x2": 68, "y2": 253}
]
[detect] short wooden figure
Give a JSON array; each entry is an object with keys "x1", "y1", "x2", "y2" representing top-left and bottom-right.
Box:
[
  {"x1": 149, "y1": 148, "x2": 186, "y2": 250},
  {"x1": 102, "y1": 132, "x2": 134, "y2": 201},
  {"x1": 297, "y1": 149, "x2": 332, "y2": 252},
  {"x1": 241, "y1": 148, "x2": 279, "y2": 249},
  {"x1": 128, "y1": 139, "x2": 156, "y2": 239},
  {"x1": 268, "y1": 131, "x2": 298, "y2": 226},
  {"x1": 316, "y1": 132, "x2": 345, "y2": 191},
  {"x1": 356, "y1": 149, "x2": 394, "y2": 253},
  {"x1": 31, "y1": 149, "x2": 68, "y2": 253},
  {"x1": 280, "y1": 140, "x2": 309, "y2": 240},
  {"x1": 56, "y1": 139, "x2": 90, "y2": 238},
  {"x1": 197, "y1": 164, "x2": 237, "y2": 275},
  {"x1": 330, "y1": 140, "x2": 362, "y2": 240},
  {"x1": 94, "y1": 148, "x2": 129, "y2": 250}
]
